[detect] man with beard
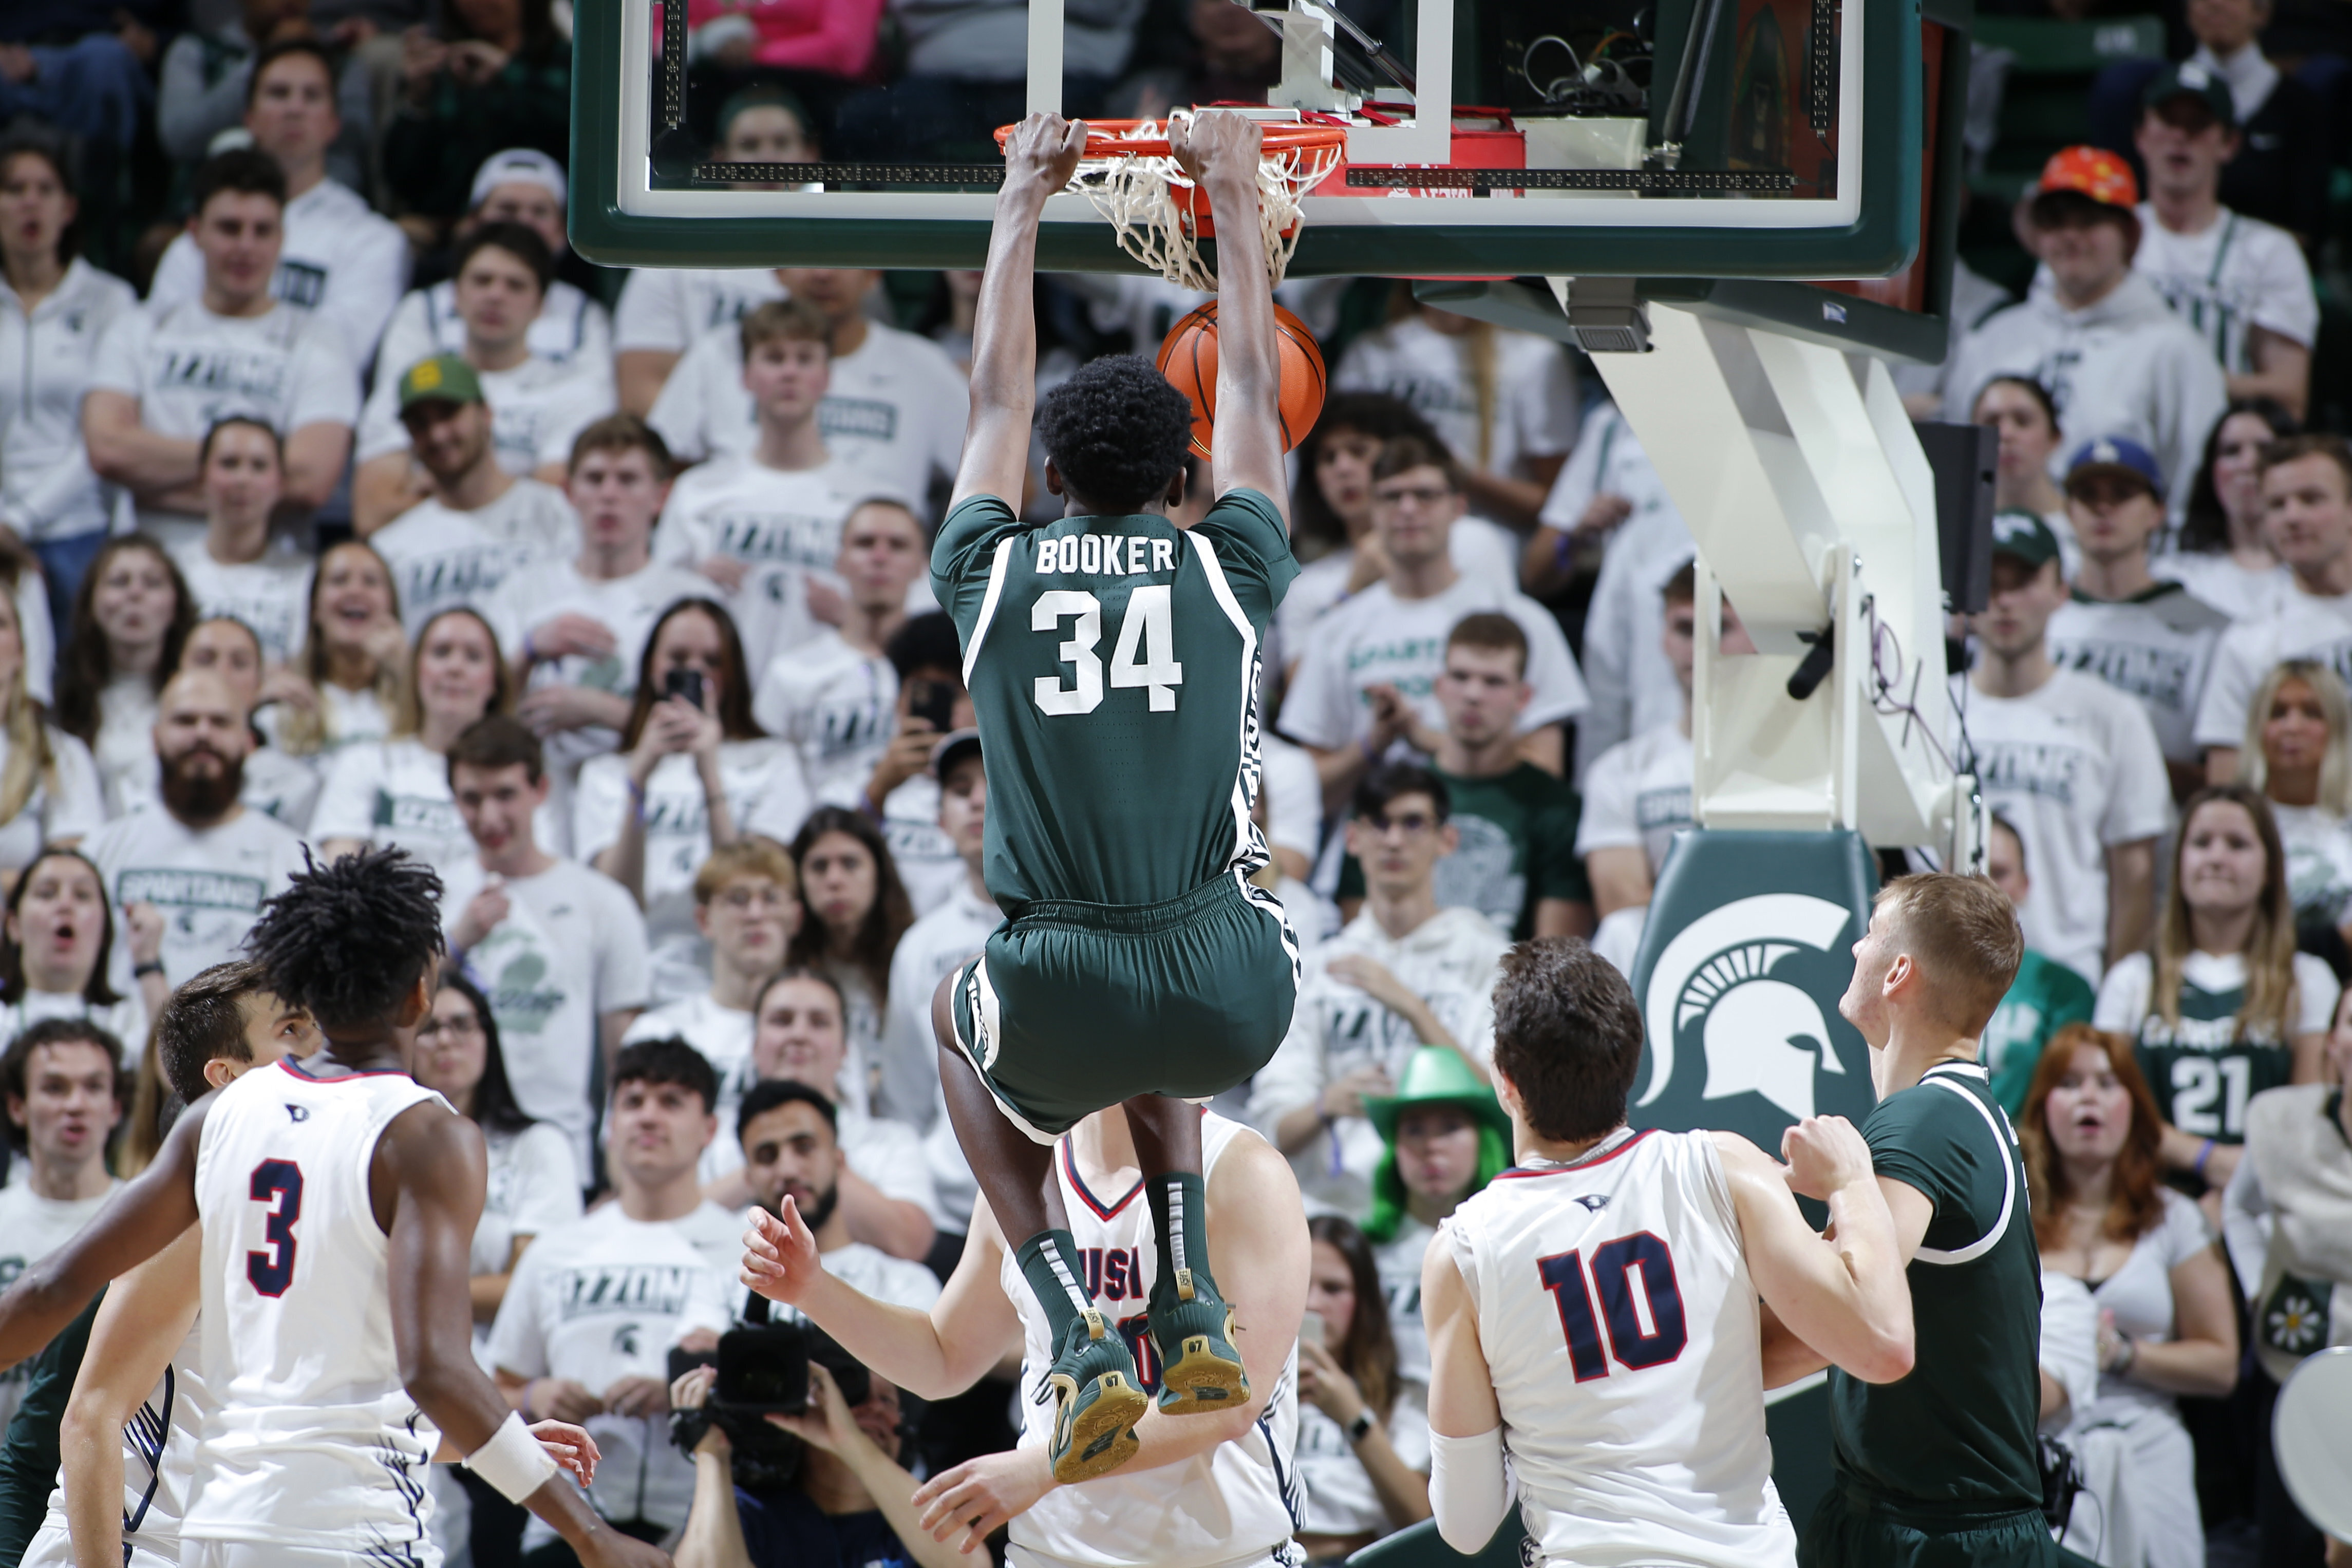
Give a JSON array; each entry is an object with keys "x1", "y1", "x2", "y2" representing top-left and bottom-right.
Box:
[
  {"x1": 83, "y1": 671, "x2": 307, "y2": 989},
  {"x1": 364, "y1": 351, "x2": 582, "y2": 636}
]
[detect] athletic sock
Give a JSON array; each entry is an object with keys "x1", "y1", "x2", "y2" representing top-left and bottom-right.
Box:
[
  {"x1": 1147, "y1": 1170, "x2": 1212, "y2": 1302},
  {"x1": 1015, "y1": 1229, "x2": 1095, "y2": 1343}
]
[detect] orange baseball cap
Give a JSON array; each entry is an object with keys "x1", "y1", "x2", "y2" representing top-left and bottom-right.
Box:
[{"x1": 2037, "y1": 145, "x2": 2139, "y2": 209}]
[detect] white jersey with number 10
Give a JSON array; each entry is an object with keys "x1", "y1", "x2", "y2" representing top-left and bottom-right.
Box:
[
  {"x1": 186, "y1": 1060, "x2": 448, "y2": 1558},
  {"x1": 1439, "y1": 1126, "x2": 1796, "y2": 1568}
]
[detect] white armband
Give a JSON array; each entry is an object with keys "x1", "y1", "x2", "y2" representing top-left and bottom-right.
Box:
[
  {"x1": 463, "y1": 1410, "x2": 561, "y2": 1504},
  {"x1": 1428, "y1": 1425, "x2": 1516, "y2": 1554}
]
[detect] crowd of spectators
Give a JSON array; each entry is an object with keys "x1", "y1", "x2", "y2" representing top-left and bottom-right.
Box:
[{"x1": 0, "y1": 0, "x2": 2345, "y2": 1562}]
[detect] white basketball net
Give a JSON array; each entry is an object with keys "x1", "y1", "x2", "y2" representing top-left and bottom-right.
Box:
[{"x1": 1069, "y1": 111, "x2": 1344, "y2": 292}]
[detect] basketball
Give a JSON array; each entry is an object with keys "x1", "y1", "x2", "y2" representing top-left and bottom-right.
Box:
[{"x1": 1156, "y1": 301, "x2": 1327, "y2": 461}]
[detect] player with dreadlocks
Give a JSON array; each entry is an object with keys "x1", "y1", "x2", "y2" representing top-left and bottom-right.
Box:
[{"x1": 0, "y1": 848, "x2": 670, "y2": 1568}]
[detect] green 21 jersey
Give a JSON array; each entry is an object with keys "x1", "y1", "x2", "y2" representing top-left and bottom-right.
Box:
[{"x1": 932, "y1": 489, "x2": 1299, "y2": 913}]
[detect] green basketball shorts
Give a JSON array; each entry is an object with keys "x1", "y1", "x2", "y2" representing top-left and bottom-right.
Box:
[
  {"x1": 948, "y1": 870, "x2": 1301, "y2": 1141},
  {"x1": 1801, "y1": 1490, "x2": 2064, "y2": 1568}
]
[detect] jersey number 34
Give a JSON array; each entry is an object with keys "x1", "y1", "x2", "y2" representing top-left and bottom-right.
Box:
[
  {"x1": 1032, "y1": 588, "x2": 1184, "y2": 715},
  {"x1": 1538, "y1": 1232, "x2": 1688, "y2": 1381}
]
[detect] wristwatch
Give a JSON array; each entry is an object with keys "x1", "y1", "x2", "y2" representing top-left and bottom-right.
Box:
[
  {"x1": 1346, "y1": 1410, "x2": 1374, "y2": 1443},
  {"x1": 133, "y1": 960, "x2": 166, "y2": 978}
]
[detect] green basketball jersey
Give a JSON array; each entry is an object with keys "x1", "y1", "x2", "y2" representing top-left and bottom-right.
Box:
[
  {"x1": 932, "y1": 489, "x2": 1299, "y2": 912},
  {"x1": 1831, "y1": 1062, "x2": 2044, "y2": 1514},
  {"x1": 1982, "y1": 949, "x2": 2098, "y2": 1116},
  {"x1": 2132, "y1": 971, "x2": 2298, "y2": 1147}
]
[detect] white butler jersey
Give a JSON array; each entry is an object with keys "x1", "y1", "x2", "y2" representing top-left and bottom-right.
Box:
[
  {"x1": 1441, "y1": 1126, "x2": 1796, "y2": 1568},
  {"x1": 998, "y1": 1113, "x2": 1302, "y2": 1568},
  {"x1": 188, "y1": 1061, "x2": 448, "y2": 1558}
]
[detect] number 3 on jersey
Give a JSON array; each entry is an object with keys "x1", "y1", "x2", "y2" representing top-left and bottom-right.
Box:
[
  {"x1": 1539, "y1": 1232, "x2": 1688, "y2": 1381},
  {"x1": 1033, "y1": 587, "x2": 1184, "y2": 715},
  {"x1": 247, "y1": 1159, "x2": 305, "y2": 1297}
]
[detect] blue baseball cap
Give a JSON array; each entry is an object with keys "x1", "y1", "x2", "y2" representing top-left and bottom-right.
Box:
[{"x1": 2065, "y1": 436, "x2": 2165, "y2": 499}]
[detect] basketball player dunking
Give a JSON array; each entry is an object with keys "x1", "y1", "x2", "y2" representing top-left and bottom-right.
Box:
[
  {"x1": 908, "y1": 108, "x2": 1303, "y2": 1486},
  {"x1": 1423, "y1": 939, "x2": 1917, "y2": 1568},
  {"x1": 0, "y1": 850, "x2": 668, "y2": 1568}
]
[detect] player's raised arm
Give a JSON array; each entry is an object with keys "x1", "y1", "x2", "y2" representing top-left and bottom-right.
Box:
[
  {"x1": 382, "y1": 1102, "x2": 669, "y2": 1568},
  {"x1": 1169, "y1": 112, "x2": 1288, "y2": 523},
  {"x1": 1715, "y1": 1120, "x2": 1916, "y2": 1385},
  {"x1": 953, "y1": 112, "x2": 1086, "y2": 510},
  {"x1": 0, "y1": 1097, "x2": 207, "y2": 1369}
]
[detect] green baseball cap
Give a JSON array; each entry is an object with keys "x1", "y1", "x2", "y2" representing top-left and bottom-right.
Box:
[
  {"x1": 2142, "y1": 62, "x2": 2236, "y2": 129},
  {"x1": 1364, "y1": 1047, "x2": 1513, "y2": 1146},
  {"x1": 1990, "y1": 509, "x2": 2061, "y2": 570},
  {"x1": 397, "y1": 353, "x2": 485, "y2": 411}
]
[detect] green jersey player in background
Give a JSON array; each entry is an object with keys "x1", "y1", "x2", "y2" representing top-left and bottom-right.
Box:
[
  {"x1": 1772, "y1": 871, "x2": 2074, "y2": 1568},
  {"x1": 757, "y1": 110, "x2": 1302, "y2": 1489}
]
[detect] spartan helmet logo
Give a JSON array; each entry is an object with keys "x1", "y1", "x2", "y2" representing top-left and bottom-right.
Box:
[{"x1": 1637, "y1": 894, "x2": 1853, "y2": 1123}]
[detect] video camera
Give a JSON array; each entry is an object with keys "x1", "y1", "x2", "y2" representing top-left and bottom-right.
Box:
[{"x1": 668, "y1": 1293, "x2": 876, "y2": 1487}]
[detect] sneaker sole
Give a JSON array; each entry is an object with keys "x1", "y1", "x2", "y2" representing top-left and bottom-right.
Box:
[
  {"x1": 1156, "y1": 1331, "x2": 1249, "y2": 1416},
  {"x1": 1050, "y1": 1371, "x2": 1149, "y2": 1483}
]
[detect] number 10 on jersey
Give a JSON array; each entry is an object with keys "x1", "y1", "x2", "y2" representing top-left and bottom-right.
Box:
[
  {"x1": 1033, "y1": 587, "x2": 1184, "y2": 715},
  {"x1": 1539, "y1": 1232, "x2": 1688, "y2": 1380}
]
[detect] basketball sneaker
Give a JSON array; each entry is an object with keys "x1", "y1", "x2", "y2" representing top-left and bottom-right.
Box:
[
  {"x1": 1040, "y1": 1308, "x2": 1149, "y2": 1483},
  {"x1": 1149, "y1": 1264, "x2": 1249, "y2": 1415}
]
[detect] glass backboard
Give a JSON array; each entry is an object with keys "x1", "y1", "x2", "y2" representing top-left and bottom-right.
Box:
[{"x1": 569, "y1": 0, "x2": 1935, "y2": 280}]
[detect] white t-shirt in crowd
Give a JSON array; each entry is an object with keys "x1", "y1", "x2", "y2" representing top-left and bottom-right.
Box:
[
  {"x1": 572, "y1": 742, "x2": 813, "y2": 1003},
  {"x1": 376, "y1": 277, "x2": 612, "y2": 379},
  {"x1": 309, "y1": 735, "x2": 566, "y2": 878},
  {"x1": 1261, "y1": 734, "x2": 1322, "y2": 866},
  {"x1": 487, "y1": 1201, "x2": 733, "y2": 1543},
  {"x1": 89, "y1": 676, "x2": 157, "y2": 816},
  {"x1": 88, "y1": 299, "x2": 361, "y2": 538},
  {"x1": 612, "y1": 268, "x2": 787, "y2": 355},
  {"x1": 486, "y1": 558, "x2": 711, "y2": 769},
  {"x1": 880, "y1": 773, "x2": 961, "y2": 917},
  {"x1": 2272, "y1": 802, "x2": 2352, "y2": 928},
  {"x1": 679, "y1": 1238, "x2": 943, "y2": 1345},
  {"x1": 2193, "y1": 581, "x2": 2352, "y2": 750},
  {"x1": 148, "y1": 178, "x2": 409, "y2": 369},
  {"x1": 1938, "y1": 272, "x2": 2229, "y2": 519},
  {"x1": 1373, "y1": 1216, "x2": 1436, "y2": 1384},
  {"x1": 442, "y1": 855, "x2": 653, "y2": 1168},
  {"x1": 878, "y1": 875, "x2": 997, "y2": 1134},
  {"x1": 0, "y1": 1180, "x2": 121, "y2": 1429},
  {"x1": 652, "y1": 452, "x2": 880, "y2": 673},
  {"x1": 1281, "y1": 573, "x2": 1586, "y2": 759},
  {"x1": 2046, "y1": 582, "x2": 2230, "y2": 765},
  {"x1": 2054, "y1": 1188, "x2": 2217, "y2": 1424},
  {"x1": 1953, "y1": 668, "x2": 2172, "y2": 984},
  {"x1": 751, "y1": 630, "x2": 894, "y2": 808},
  {"x1": 369, "y1": 478, "x2": 582, "y2": 637},
  {"x1": 0, "y1": 730, "x2": 104, "y2": 873},
  {"x1": 356, "y1": 354, "x2": 614, "y2": 477},
  {"x1": 646, "y1": 319, "x2": 969, "y2": 501},
  {"x1": 170, "y1": 540, "x2": 313, "y2": 665},
  {"x1": 84, "y1": 806, "x2": 307, "y2": 987},
  {"x1": 1575, "y1": 723, "x2": 1695, "y2": 880},
  {"x1": 469, "y1": 1120, "x2": 583, "y2": 1359},
  {"x1": 1294, "y1": 1377, "x2": 1432, "y2": 1538},
  {"x1": 1273, "y1": 518, "x2": 1520, "y2": 682},
  {"x1": 2093, "y1": 948, "x2": 2340, "y2": 1042},
  {"x1": 0, "y1": 257, "x2": 138, "y2": 543},
  {"x1": 2152, "y1": 550, "x2": 2291, "y2": 626},
  {"x1": 1249, "y1": 906, "x2": 1509, "y2": 1216},
  {"x1": 2129, "y1": 203, "x2": 2320, "y2": 373},
  {"x1": 1331, "y1": 315, "x2": 1577, "y2": 481}
]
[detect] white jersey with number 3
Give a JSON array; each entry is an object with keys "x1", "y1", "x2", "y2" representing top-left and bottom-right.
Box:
[
  {"x1": 1441, "y1": 1126, "x2": 1795, "y2": 1568},
  {"x1": 998, "y1": 1112, "x2": 1303, "y2": 1568},
  {"x1": 186, "y1": 1060, "x2": 447, "y2": 1559}
]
